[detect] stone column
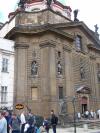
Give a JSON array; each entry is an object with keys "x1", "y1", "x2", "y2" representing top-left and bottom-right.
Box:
[
  {"x1": 40, "y1": 41, "x2": 56, "y2": 116},
  {"x1": 63, "y1": 45, "x2": 74, "y2": 113},
  {"x1": 89, "y1": 55, "x2": 98, "y2": 109},
  {"x1": 14, "y1": 43, "x2": 29, "y2": 111}
]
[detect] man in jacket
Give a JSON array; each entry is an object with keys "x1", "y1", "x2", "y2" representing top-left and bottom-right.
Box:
[
  {"x1": 50, "y1": 110, "x2": 58, "y2": 133},
  {"x1": 9, "y1": 113, "x2": 20, "y2": 133}
]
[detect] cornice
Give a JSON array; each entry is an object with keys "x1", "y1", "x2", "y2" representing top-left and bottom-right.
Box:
[
  {"x1": 5, "y1": 24, "x2": 74, "y2": 41},
  {"x1": 39, "y1": 40, "x2": 56, "y2": 48},
  {"x1": 14, "y1": 42, "x2": 29, "y2": 49}
]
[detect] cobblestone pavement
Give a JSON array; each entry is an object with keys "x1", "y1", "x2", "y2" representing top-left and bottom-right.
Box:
[{"x1": 49, "y1": 127, "x2": 100, "y2": 133}]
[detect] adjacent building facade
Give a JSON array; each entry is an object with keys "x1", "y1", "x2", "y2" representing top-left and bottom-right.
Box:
[
  {"x1": 0, "y1": 0, "x2": 100, "y2": 116},
  {"x1": 0, "y1": 38, "x2": 14, "y2": 110}
]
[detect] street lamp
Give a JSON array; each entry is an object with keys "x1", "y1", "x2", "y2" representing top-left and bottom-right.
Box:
[{"x1": 72, "y1": 97, "x2": 77, "y2": 133}]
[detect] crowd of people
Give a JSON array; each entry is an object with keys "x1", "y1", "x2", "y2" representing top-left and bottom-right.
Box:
[
  {"x1": 0, "y1": 109, "x2": 58, "y2": 133},
  {"x1": 77, "y1": 109, "x2": 100, "y2": 120}
]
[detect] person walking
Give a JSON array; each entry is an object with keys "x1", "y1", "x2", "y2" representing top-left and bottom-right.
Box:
[
  {"x1": 9, "y1": 113, "x2": 20, "y2": 133},
  {"x1": 20, "y1": 111, "x2": 26, "y2": 133},
  {"x1": 0, "y1": 111, "x2": 7, "y2": 133},
  {"x1": 50, "y1": 110, "x2": 58, "y2": 133}
]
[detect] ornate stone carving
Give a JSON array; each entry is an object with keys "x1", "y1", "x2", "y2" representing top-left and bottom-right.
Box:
[
  {"x1": 31, "y1": 61, "x2": 38, "y2": 76},
  {"x1": 73, "y1": 9, "x2": 79, "y2": 22},
  {"x1": 57, "y1": 61, "x2": 62, "y2": 75}
]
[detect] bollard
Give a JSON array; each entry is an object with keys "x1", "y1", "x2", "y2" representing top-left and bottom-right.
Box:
[{"x1": 83, "y1": 124, "x2": 88, "y2": 131}]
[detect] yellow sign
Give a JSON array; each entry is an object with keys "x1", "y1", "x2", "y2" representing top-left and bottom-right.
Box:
[{"x1": 15, "y1": 104, "x2": 24, "y2": 110}]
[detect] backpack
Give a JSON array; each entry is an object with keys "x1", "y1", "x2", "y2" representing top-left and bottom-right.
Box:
[
  {"x1": 43, "y1": 120, "x2": 50, "y2": 129},
  {"x1": 27, "y1": 125, "x2": 35, "y2": 133}
]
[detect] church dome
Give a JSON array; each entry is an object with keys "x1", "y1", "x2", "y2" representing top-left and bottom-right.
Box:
[{"x1": 25, "y1": 0, "x2": 72, "y2": 19}]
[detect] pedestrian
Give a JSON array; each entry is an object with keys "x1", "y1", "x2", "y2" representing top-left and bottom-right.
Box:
[
  {"x1": 77, "y1": 112, "x2": 81, "y2": 120},
  {"x1": 9, "y1": 113, "x2": 20, "y2": 133},
  {"x1": 90, "y1": 110, "x2": 94, "y2": 119},
  {"x1": 50, "y1": 110, "x2": 58, "y2": 133},
  {"x1": 4, "y1": 110, "x2": 12, "y2": 133},
  {"x1": 20, "y1": 111, "x2": 26, "y2": 133},
  {"x1": 84, "y1": 110, "x2": 89, "y2": 119},
  {"x1": 43, "y1": 117, "x2": 50, "y2": 133},
  {"x1": 97, "y1": 109, "x2": 100, "y2": 119},
  {"x1": 0, "y1": 111, "x2": 7, "y2": 133},
  {"x1": 24, "y1": 117, "x2": 36, "y2": 133}
]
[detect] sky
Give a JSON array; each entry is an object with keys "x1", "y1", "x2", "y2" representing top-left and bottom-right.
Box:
[{"x1": 0, "y1": 0, "x2": 100, "y2": 33}]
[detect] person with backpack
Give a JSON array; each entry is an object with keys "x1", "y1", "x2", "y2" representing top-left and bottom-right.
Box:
[
  {"x1": 50, "y1": 110, "x2": 58, "y2": 133},
  {"x1": 43, "y1": 117, "x2": 50, "y2": 133},
  {"x1": 24, "y1": 117, "x2": 36, "y2": 133}
]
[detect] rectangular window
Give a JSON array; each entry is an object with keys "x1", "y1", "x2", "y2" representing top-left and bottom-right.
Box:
[
  {"x1": 97, "y1": 63, "x2": 100, "y2": 82},
  {"x1": 2, "y1": 58, "x2": 8, "y2": 72},
  {"x1": 31, "y1": 87, "x2": 38, "y2": 100},
  {"x1": 59, "y1": 86, "x2": 64, "y2": 99},
  {"x1": 75, "y1": 35, "x2": 82, "y2": 51},
  {"x1": 1, "y1": 86, "x2": 7, "y2": 103}
]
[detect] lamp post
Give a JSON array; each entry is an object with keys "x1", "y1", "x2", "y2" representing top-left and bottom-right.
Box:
[{"x1": 72, "y1": 97, "x2": 77, "y2": 133}]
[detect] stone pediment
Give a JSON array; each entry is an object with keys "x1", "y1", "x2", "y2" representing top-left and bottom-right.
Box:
[
  {"x1": 54, "y1": 21, "x2": 100, "y2": 50},
  {"x1": 76, "y1": 85, "x2": 91, "y2": 94}
]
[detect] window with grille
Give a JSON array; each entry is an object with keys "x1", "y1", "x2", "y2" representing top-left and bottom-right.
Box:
[
  {"x1": 1, "y1": 86, "x2": 7, "y2": 103},
  {"x1": 2, "y1": 58, "x2": 8, "y2": 72},
  {"x1": 97, "y1": 63, "x2": 100, "y2": 82},
  {"x1": 59, "y1": 86, "x2": 64, "y2": 99}
]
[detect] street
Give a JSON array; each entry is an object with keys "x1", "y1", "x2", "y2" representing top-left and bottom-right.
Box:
[{"x1": 49, "y1": 127, "x2": 100, "y2": 133}]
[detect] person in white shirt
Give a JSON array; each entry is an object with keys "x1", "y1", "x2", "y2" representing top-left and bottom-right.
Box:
[
  {"x1": 20, "y1": 111, "x2": 26, "y2": 133},
  {"x1": 0, "y1": 111, "x2": 7, "y2": 133},
  {"x1": 97, "y1": 109, "x2": 100, "y2": 119}
]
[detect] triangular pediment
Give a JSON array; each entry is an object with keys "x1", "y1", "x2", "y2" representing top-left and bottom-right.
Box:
[{"x1": 54, "y1": 21, "x2": 100, "y2": 50}]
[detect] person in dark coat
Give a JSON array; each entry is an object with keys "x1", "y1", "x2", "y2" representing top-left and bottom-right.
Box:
[{"x1": 50, "y1": 110, "x2": 58, "y2": 133}]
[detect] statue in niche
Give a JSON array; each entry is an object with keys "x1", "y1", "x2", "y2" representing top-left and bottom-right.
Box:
[
  {"x1": 59, "y1": 99, "x2": 67, "y2": 114},
  {"x1": 31, "y1": 61, "x2": 38, "y2": 76},
  {"x1": 73, "y1": 9, "x2": 79, "y2": 22},
  {"x1": 57, "y1": 61, "x2": 62, "y2": 75},
  {"x1": 80, "y1": 66, "x2": 85, "y2": 79}
]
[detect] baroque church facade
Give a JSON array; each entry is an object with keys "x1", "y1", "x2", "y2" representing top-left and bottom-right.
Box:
[{"x1": 0, "y1": 0, "x2": 100, "y2": 116}]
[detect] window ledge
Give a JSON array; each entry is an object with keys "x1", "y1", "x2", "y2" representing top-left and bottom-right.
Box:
[{"x1": 1, "y1": 71, "x2": 9, "y2": 73}]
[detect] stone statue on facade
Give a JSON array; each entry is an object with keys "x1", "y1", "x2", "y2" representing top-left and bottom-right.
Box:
[
  {"x1": 57, "y1": 61, "x2": 62, "y2": 75},
  {"x1": 46, "y1": 0, "x2": 53, "y2": 8},
  {"x1": 18, "y1": 0, "x2": 27, "y2": 9},
  {"x1": 94, "y1": 24, "x2": 99, "y2": 33},
  {"x1": 80, "y1": 66, "x2": 85, "y2": 79},
  {"x1": 31, "y1": 61, "x2": 38, "y2": 75},
  {"x1": 59, "y1": 99, "x2": 67, "y2": 114},
  {"x1": 73, "y1": 9, "x2": 79, "y2": 22}
]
